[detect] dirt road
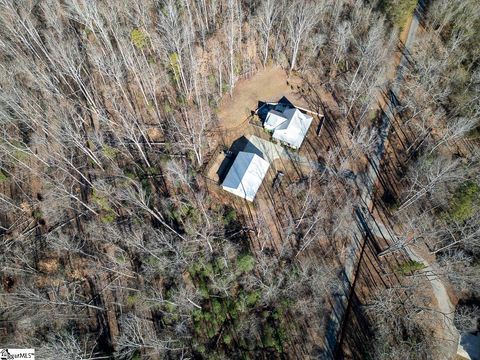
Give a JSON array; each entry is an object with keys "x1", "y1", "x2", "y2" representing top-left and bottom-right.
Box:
[{"x1": 328, "y1": 0, "x2": 460, "y2": 358}]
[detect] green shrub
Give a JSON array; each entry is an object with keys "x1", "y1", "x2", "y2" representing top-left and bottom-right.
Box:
[
  {"x1": 124, "y1": 171, "x2": 137, "y2": 180},
  {"x1": 397, "y1": 260, "x2": 425, "y2": 275},
  {"x1": 145, "y1": 255, "x2": 160, "y2": 267},
  {"x1": 169, "y1": 52, "x2": 181, "y2": 83},
  {"x1": 130, "y1": 28, "x2": 149, "y2": 49},
  {"x1": 33, "y1": 209, "x2": 43, "y2": 219},
  {"x1": 0, "y1": 170, "x2": 8, "y2": 183},
  {"x1": 92, "y1": 191, "x2": 117, "y2": 223},
  {"x1": 193, "y1": 309, "x2": 203, "y2": 322},
  {"x1": 164, "y1": 302, "x2": 176, "y2": 313},
  {"x1": 235, "y1": 297, "x2": 247, "y2": 314},
  {"x1": 272, "y1": 309, "x2": 282, "y2": 320},
  {"x1": 380, "y1": 0, "x2": 417, "y2": 31},
  {"x1": 163, "y1": 102, "x2": 173, "y2": 114},
  {"x1": 237, "y1": 254, "x2": 255, "y2": 273},
  {"x1": 207, "y1": 326, "x2": 216, "y2": 338},
  {"x1": 262, "y1": 324, "x2": 275, "y2": 348},
  {"x1": 172, "y1": 203, "x2": 200, "y2": 227},
  {"x1": 199, "y1": 283, "x2": 209, "y2": 298},
  {"x1": 127, "y1": 293, "x2": 139, "y2": 305},
  {"x1": 279, "y1": 298, "x2": 291, "y2": 311},
  {"x1": 246, "y1": 291, "x2": 260, "y2": 306},
  {"x1": 201, "y1": 263, "x2": 214, "y2": 277},
  {"x1": 14, "y1": 148, "x2": 30, "y2": 161},
  {"x1": 208, "y1": 74, "x2": 216, "y2": 87},
  {"x1": 212, "y1": 299, "x2": 222, "y2": 315},
  {"x1": 195, "y1": 344, "x2": 206, "y2": 354},
  {"x1": 145, "y1": 167, "x2": 159, "y2": 176},
  {"x1": 446, "y1": 181, "x2": 479, "y2": 222},
  {"x1": 203, "y1": 312, "x2": 213, "y2": 322},
  {"x1": 92, "y1": 191, "x2": 111, "y2": 211},
  {"x1": 189, "y1": 263, "x2": 202, "y2": 277},
  {"x1": 115, "y1": 253, "x2": 127, "y2": 264},
  {"x1": 223, "y1": 333, "x2": 232, "y2": 345},
  {"x1": 215, "y1": 258, "x2": 226, "y2": 270},
  {"x1": 223, "y1": 208, "x2": 237, "y2": 225},
  {"x1": 140, "y1": 177, "x2": 152, "y2": 200},
  {"x1": 187, "y1": 254, "x2": 292, "y2": 354},
  {"x1": 101, "y1": 212, "x2": 116, "y2": 223},
  {"x1": 101, "y1": 145, "x2": 118, "y2": 159},
  {"x1": 222, "y1": 82, "x2": 230, "y2": 93}
]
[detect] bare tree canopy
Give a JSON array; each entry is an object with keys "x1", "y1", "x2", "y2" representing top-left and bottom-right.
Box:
[{"x1": 0, "y1": 0, "x2": 478, "y2": 358}]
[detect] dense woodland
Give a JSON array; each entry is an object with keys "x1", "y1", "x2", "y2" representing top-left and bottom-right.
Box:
[{"x1": 0, "y1": 0, "x2": 478, "y2": 359}]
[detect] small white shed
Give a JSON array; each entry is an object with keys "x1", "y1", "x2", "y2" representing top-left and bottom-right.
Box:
[{"x1": 221, "y1": 151, "x2": 269, "y2": 201}]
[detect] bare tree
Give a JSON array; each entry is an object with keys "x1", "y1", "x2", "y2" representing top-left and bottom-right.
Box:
[
  {"x1": 285, "y1": 0, "x2": 320, "y2": 71},
  {"x1": 255, "y1": 0, "x2": 280, "y2": 67},
  {"x1": 38, "y1": 333, "x2": 100, "y2": 360},
  {"x1": 398, "y1": 155, "x2": 464, "y2": 211},
  {"x1": 454, "y1": 304, "x2": 480, "y2": 333},
  {"x1": 115, "y1": 314, "x2": 185, "y2": 359},
  {"x1": 226, "y1": 0, "x2": 240, "y2": 94},
  {"x1": 167, "y1": 107, "x2": 208, "y2": 166}
]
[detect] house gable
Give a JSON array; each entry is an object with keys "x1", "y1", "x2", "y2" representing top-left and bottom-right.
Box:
[{"x1": 264, "y1": 105, "x2": 313, "y2": 149}]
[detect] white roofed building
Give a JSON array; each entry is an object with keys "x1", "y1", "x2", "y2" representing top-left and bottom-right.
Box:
[
  {"x1": 221, "y1": 151, "x2": 269, "y2": 201},
  {"x1": 264, "y1": 110, "x2": 287, "y2": 131},
  {"x1": 264, "y1": 107, "x2": 313, "y2": 149}
]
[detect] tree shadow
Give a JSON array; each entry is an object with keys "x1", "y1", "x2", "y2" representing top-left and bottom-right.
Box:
[{"x1": 336, "y1": 290, "x2": 375, "y2": 359}]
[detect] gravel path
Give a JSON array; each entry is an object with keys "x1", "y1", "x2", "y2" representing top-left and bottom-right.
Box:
[{"x1": 245, "y1": 135, "x2": 314, "y2": 167}]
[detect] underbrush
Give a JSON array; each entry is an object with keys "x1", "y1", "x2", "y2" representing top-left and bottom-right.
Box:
[{"x1": 378, "y1": 0, "x2": 417, "y2": 31}]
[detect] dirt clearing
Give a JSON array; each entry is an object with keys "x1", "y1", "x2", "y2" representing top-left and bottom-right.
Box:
[{"x1": 215, "y1": 66, "x2": 307, "y2": 144}]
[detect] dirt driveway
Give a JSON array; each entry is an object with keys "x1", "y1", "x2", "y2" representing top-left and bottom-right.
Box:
[{"x1": 245, "y1": 135, "x2": 313, "y2": 167}]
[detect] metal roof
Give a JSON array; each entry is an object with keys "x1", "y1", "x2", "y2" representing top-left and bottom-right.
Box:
[
  {"x1": 265, "y1": 108, "x2": 313, "y2": 149},
  {"x1": 221, "y1": 151, "x2": 269, "y2": 201}
]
